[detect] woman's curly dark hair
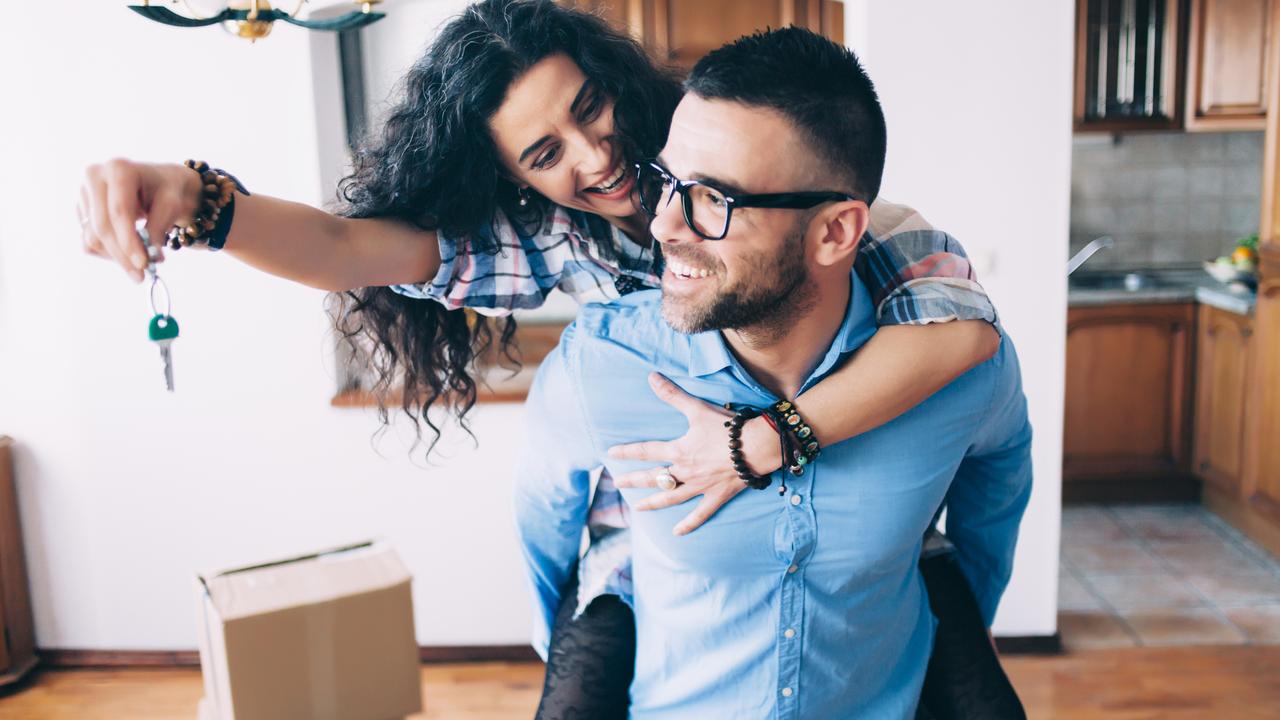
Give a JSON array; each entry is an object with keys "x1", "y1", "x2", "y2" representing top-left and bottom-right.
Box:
[{"x1": 331, "y1": 0, "x2": 682, "y2": 456}]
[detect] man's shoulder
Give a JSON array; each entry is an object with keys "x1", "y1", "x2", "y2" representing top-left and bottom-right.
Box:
[{"x1": 569, "y1": 290, "x2": 685, "y2": 361}]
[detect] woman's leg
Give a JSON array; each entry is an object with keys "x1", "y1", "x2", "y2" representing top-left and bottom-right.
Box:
[
  {"x1": 918, "y1": 550, "x2": 1026, "y2": 720},
  {"x1": 535, "y1": 571, "x2": 636, "y2": 720}
]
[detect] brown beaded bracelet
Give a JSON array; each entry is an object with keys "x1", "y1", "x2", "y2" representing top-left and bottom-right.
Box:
[
  {"x1": 166, "y1": 160, "x2": 250, "y2": 251},
  {"x1": 724, "y1": 404, "x2": 773, "y2": 491}
]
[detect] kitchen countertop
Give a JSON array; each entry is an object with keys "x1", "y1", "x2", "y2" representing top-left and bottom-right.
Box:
[{"x1": 1068, "y1": 267, "x2": 1256, "y2": 315}]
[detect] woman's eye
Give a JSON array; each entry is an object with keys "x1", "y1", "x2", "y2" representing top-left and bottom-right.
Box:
[
  {"x1": 533, "y1": 147, "x2": 560, "y2": 170},
  {"x1": 580, "y1": 95, "x2": 603, "y2": 122}
]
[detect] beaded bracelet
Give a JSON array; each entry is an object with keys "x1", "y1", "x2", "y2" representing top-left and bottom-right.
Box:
[
  {"x1": 723, "y1": 404, "x2": 773, "y2": 491},
  {"x1": 766, "y1": 399, "x2": 822, "y2": 475},
  {"x1": 166, "y1": 160, "x2": 251, "y2": 252}
]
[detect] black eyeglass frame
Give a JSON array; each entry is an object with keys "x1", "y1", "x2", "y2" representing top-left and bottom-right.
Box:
[{"x1": 635, "y1": 160, "x2": 858, "y2": 240}]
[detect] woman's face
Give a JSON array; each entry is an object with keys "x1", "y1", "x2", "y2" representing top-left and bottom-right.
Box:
[{"x1": 489, "y1": 53, "x2": 638, "y2": 222}]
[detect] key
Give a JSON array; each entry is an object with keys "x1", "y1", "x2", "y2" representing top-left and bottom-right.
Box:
[
  {"x1": 137, "y1": 225, "x2": 180, "y2": 392},
  {"x1": 149, "y1": 313, "x2": 180, "y2": 392}
]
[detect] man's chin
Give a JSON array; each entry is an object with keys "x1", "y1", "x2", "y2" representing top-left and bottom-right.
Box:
[{"x1": 660, "y1": 298, "x2": 713, "y2": 335}]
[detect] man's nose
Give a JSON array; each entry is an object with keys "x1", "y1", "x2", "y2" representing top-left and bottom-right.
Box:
[{"x1": 649, "y1": 190, "x2": 700, "y2": 247}]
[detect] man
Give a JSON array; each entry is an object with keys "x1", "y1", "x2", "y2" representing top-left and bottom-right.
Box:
[{"x1": 516, "y1": 27, "x2": 1033, "y2": 719}]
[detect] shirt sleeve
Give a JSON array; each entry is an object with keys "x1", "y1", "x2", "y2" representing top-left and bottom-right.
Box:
[
  {"x1": 943, "y1": 335, "x2": 1034, "y2": 625},
  {"x1": 387, "y1": 207, "x2": 561, "y2": 317},
  {"x1": 854, "y1": 200, "x2": 998, "y2": 327},
  {"x1": 513, "y1": 321, "x2": 602, "y2": 658}
]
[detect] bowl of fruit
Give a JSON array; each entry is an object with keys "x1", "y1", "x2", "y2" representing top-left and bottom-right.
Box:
[{"x1": 1205, "y1": 234, "x2": 1259, "y2": 287}]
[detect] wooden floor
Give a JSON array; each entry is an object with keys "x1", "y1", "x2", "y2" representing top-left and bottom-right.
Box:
[{"x1": 1, "y1": 646, "x2": 1278, "y2": 719}]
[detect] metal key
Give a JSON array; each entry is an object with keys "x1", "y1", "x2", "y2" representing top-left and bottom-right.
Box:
[
  {"x1": 148, "y1": 313, "x2": 180, "y2": 391},
  {"x1": 139, "y1": 226, "x2": 179, "y2": 392}
]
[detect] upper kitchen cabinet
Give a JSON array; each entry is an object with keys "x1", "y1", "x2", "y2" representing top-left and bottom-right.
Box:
[
  {"x1": 1185, "y1": 0, "x2": 1272, "y2": 130},
  {"x1": 1075, "y1": 0, "x2": 1186, "y2": 131},
  {"x1": 562, "y1": 0, "x2": 844, "y2": 67}
]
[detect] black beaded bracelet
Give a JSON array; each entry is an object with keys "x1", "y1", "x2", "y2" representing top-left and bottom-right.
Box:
[
  {"x1": 724, "y1": 404, "x2": 773, "y2": 491},
  {"x1": 767, "y1": 399, "x2": 821, "y2": 475}
]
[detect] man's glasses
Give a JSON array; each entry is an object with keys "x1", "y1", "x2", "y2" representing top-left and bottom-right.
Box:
[{"x1": 635, "y1": 161, "x2": 857, "y2": 240}]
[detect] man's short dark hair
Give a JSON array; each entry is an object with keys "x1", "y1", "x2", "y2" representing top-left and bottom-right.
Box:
[{"x1": 685, "y1": 26, "x2": 887, "y2": 204}]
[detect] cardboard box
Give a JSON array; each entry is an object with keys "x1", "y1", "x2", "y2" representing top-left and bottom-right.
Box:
[{"x1": 195, "y1": 541, "x2": 422, "y2": 720}]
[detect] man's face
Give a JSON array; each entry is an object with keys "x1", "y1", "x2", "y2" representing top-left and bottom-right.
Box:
[{"x1": 650, "y1": 95, "x2": 820, "y2": 335}]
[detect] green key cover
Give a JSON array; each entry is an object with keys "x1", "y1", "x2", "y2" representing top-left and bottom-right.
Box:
[{"x1": 148, "y1": 314, "x2": 180, "y2": 341}]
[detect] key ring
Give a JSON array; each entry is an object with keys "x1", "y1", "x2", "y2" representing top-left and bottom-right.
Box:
[{"x1": 138, "y1": 228, "x2": 172, "y2": 318}]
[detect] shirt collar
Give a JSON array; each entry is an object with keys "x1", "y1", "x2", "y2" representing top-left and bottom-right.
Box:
[{"x1": 686, "y1": 279, "x2": 874, "y2": 386}]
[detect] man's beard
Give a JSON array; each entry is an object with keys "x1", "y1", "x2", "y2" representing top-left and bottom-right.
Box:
[{"x1": 661, "y1": 231, "x2": 816, "y2": 341}]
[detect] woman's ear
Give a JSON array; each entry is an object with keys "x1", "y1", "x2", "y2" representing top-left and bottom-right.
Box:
[{"x1": 810, "y1": 200, "x2": 870, "y2": 267}]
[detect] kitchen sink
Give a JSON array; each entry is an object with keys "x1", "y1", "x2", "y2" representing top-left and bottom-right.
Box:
[{"x1": 1068, "y1": 271, "x2": 1177, "y2": 292}]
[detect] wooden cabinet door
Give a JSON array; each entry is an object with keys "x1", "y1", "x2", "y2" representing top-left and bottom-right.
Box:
[
  {"x1": 1244, "y1": 245, "x2": 1280, "y2": 522},
  {"x1": 565, "y1": 0, "x2": 844, "y2": 67},
  {"x1": 1194, "y1": 304, "x2": 1255, "y2": 493},
  {"x1": 1186, "y1": 0, "x2": 1272, "y2": 130},
  {"x1": 1064, "y1": 303, "x2": 1197, "y2": 500}
]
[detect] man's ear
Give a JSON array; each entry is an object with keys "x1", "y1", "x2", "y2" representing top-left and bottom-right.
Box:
[{"x1": 810, "y1": 200, "x2": 870, "y2": 267}]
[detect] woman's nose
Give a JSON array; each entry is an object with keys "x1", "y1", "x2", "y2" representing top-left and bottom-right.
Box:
[{"x1": 572, "y1": 131, "x2": 614, "y2": 177}]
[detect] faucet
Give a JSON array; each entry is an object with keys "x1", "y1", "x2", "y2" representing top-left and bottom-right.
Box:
[{"x1": 1067, "y1": 236, "x2": 1115, "y2": 276}]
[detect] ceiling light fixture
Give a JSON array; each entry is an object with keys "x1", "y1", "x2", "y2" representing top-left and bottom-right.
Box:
[{"x1": 128, "y1": 0, "x2": 385, "y2": 42}]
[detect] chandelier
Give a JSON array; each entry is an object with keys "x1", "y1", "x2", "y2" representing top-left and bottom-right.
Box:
[{"x1": 128, "y1": 1, "x2": 386, "y2": 41}]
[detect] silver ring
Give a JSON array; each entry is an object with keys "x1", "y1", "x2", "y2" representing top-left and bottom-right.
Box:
[{"x1": 655, "y1": 469, "x2": 679, "y2": 491}]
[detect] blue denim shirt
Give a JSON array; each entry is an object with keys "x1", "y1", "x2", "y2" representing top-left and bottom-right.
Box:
[{"x1": 515, "y1": 281, "x2": 1032, "y2": 720}]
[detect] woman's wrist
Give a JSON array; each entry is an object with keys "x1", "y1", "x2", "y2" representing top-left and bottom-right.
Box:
[{"x1": 740, "y1": 415, "x2": 783, "y2": 475}]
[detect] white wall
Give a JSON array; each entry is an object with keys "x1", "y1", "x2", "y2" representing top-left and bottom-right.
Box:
[
  {"x1": 848, "y1": 1, "x2": 1073, "y2": 636},
  {"x1": 0, "y1": 0, "x2": 527, "y2": 650},
  {"x1": 0, "y1": 0, "x2": 1069, "y2": 652}
]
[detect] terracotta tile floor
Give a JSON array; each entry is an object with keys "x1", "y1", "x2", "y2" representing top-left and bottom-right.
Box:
[{"x1": 1060, "y1": 504, "x2": 1280, "y2": 648}]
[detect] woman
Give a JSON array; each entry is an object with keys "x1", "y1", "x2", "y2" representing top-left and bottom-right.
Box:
[{"x1": 78, "y1": 1, "x2": 1015, "y2": 717}]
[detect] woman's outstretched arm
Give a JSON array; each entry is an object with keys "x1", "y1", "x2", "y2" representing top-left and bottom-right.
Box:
[{"x1": 79, "y1": 158, "x2": 439, "y2": 292}]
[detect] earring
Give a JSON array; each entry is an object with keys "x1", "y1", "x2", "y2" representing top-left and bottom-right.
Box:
[{"x1": 518, "y1": 187, "x2": 531, "y2": 207}]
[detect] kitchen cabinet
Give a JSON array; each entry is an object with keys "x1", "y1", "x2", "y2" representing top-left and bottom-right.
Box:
[
  {"x1": 1204, "y1": 245, "x2": 1280, "y2": 554},
  {"x1": 1185, "y1": 0, "x2": 1272, "y2": 130},
  {"x1": 1199, "y1": 0, "x2": 1280, "y2": 554},
  {"x1": 1193, "y1": 304, "x2": 1255, "y2": 494},
  {"x1": 1074, "y1": 0, "x2": 1185, "y2": 131},
  {"x1": 1064, "y1": 302, "x2": 1198, "y2": 501},
  {"x1": 1242, "y1": 244, "x2": 1280, "y2": 524},
  {"x1": 562, "y1": 0, "x2": 844, "y2": 67}
]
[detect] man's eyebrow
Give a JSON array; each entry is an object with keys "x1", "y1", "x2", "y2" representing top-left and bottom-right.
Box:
[
  {"x1": 691, "y1": 172, "x2": 747, "y2": 197},
  {"x1": 518, "y1": 136, "x2": 553, "y2": 165},
  {"x1": 654, "y1": 155, "x2": 749, "y2": 196}
]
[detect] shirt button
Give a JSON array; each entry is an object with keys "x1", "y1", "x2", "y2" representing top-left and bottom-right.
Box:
[
  {"x1": 784, "y1": 628, "x2": 796, "y2": 639},
  {"x1": 788, "y1": 564, "x2": 799, "y2": 574},
  {"x1": 790, "y1": 494, "x2": 802, "y2": 506},
  {"x1": 781, "y1": 687, "x2": 794, "y2": 697}
]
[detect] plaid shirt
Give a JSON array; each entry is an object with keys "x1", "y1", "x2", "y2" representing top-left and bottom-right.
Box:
[{"x1": 390, "y1": 198, "x2": 997, "y2": 613}]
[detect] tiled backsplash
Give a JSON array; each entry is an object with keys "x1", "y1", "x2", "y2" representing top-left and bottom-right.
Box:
[{"x1": 1070, "y1": 132, "x2": 1263, "y2": 269}]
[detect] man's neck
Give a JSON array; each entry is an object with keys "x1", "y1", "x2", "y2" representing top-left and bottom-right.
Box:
[{"x1": 722, "y1": 275, "x2": 851, "y2": 400}]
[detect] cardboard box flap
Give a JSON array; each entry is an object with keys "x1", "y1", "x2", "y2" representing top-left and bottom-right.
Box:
[{"x1": 200, "y1": 541, "x2": 411, "y2": 622}]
